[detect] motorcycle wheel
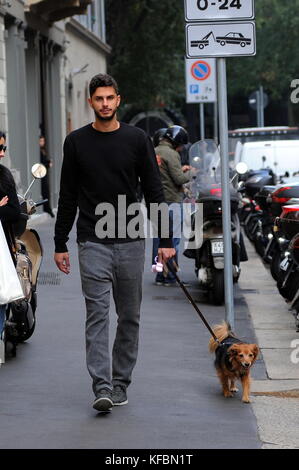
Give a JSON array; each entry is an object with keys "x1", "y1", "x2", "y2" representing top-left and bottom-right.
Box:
[
  {"x1": 277, "y1": 270, "x2": 299, "y2": 301},
  {"x1": 209, "y1": 268, "x2": 225, "y2": 305},
  {"x1": 11, "y1": 301, "x2": 36, "y2": 343},
  {"x1": 19, "y1": 317, "x2": 36, "y2": 342},
  {"x1": 244, "y1": 216, "x2": 259, "y2": 242},
  {"x1": 254, "y1": 236, "x2": 264, "y2": 258},
  {"x1": 270, "y1": 251, "x2": 283, "y2": 281}
]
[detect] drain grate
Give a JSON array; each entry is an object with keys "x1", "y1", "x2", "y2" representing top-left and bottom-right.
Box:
[{"x1": 38, "y1": 272, "x2": 61, "y2": 286}]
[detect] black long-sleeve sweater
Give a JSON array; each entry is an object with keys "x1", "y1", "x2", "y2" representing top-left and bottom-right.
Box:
[
  {"x1": 0, "y1": 164, "x2": 21, "y2": 223},
  {"x1": 0, "y1": 164, "x2": 21, "y2": 254},
  {"x1": 54, "y1": 123, "x2": 172, "y2": 252}
]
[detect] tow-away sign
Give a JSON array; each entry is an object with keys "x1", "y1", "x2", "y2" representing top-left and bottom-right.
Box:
[{"x1": 186, "y1": 22, "x2": 256, "y2": 58}]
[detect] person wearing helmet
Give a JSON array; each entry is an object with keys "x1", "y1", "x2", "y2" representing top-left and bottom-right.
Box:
[
  {"x1": 152, "y1": 128, "x2": 167, "y2": 148},
  {"x1": 153, "y1": 125, "x2": 193, "y2": 286}
]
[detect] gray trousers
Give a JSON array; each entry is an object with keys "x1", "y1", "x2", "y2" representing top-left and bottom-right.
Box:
[{"x1": 78, "y1": 240, "x2": 145, "y2": 396}]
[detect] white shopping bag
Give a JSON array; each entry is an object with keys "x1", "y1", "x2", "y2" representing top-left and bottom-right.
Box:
[{"x1": 0, "y1": 221, "x2": 25, "y2": 304}]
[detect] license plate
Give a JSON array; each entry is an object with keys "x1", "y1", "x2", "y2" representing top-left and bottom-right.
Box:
[
  {"x1": 211, "y1": 241, "x2": 224, "y2": 255},
  {"x1": 280, "y1": 257, "x2": 289, "y2": 271}
]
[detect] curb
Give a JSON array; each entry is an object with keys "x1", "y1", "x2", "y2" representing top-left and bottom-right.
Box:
[{"x1": 239, "y1": 237, "x2": 299, "y2": 392}]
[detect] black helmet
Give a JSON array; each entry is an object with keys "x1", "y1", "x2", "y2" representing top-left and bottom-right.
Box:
[
  {"x1": 164, "y1": 125, "x2": 189, "y2": 147},
  {"x1": 153, "y1": 128, "x2": 167, "y2": 147}
]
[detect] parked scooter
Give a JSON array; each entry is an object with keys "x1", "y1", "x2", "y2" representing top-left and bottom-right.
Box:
[
  {"x1": 269, "y1": 212, "x2": 290, "y2": 281},
  {"x1": 239, "y1": 169, "x2": 276, "y2": 244},
  {"x1": 252, "y1": 185, "x2": 276, "y2": 259},
  {"x1": 261, "y1": 183, "x2": 299, "y2": 264},
  {"x1": 275, "y1": 207, "x2": 299, "y2": 331},
  {"x1": 183, "y1": 140, "x2": 247, "y2": 305},
  {"x1": 3, "y1": 163, "x2": 47, "y2": 357}
]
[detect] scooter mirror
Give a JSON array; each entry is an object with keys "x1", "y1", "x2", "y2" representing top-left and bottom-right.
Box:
[
  {"x1": 236, "y1": 162, "x2": 248, "y2": 175},
  {"x1": 31, "y1": 163, "x2": 47, "y2": 179}
]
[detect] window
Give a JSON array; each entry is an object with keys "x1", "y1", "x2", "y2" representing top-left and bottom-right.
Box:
[{"x1": 75, "y1": 0, "x2": 106, "y2": 42}]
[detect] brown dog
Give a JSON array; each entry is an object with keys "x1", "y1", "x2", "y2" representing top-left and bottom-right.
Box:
[{"x1": 209, "y1": 322, "x2": 259, "y2": 403}]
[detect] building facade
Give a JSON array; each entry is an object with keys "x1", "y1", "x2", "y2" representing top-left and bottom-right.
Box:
[{"x1": 0, "y1": 0, "x2": 110, "y2": 208}]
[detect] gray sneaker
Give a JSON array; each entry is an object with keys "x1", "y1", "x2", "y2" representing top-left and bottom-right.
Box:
[
  {"x1": 93, "y1": 388, "x2": 113, "y2": 412},
  {"x1": 112, "y1": 385, "x2": 128, "y2": 406}
]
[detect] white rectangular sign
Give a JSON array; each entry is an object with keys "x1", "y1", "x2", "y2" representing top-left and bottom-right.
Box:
[
  {"x1": 185, "y1": 58, "x2": 217, "y2": 103},
  {"x1": 184, "y1": 0, "x2": 255, "y2": 22},
  {"x1": 186, "y1": 22, "x2": 256, "y2": 58}
]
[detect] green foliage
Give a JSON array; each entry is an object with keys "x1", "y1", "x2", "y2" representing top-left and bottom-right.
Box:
[
  {"x1": 106, "y1": 0, "x2": 299, "y2": 111},
  {"x1": 105, "y1": 0, "x2": 186, "y2": 110},
  {"x1": 228, "y1": 0, "x2": 299, "y2": 100}
]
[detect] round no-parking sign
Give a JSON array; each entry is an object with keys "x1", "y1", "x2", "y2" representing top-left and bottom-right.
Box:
[
  {"x1": 191, "y1": 60, "x2": 211, "y2": 81},
  {"x1": 185, "y1": 58, "x2": 216, "y2": 103}
]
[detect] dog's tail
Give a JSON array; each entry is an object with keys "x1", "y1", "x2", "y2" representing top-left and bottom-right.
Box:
[{"x1": 208, "y1": 321, "x2": 234, "y2": 353}]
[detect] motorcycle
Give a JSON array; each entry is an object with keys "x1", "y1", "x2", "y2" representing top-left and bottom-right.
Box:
[
  {"x1": 275, "y1": 207, "x2": 299, "y2": 331},
  {"x1": 261, "y1": 182, "x2": 299, "y2": 267},
  {"x1": 2, "y1": 163, "x2": 47, "y2": 358},
  {"x1": 183, "y1": 140, "x2": 247, "y2": 305},
  {"x1": 239, "y1": 169, "x2": 276, "y2": 244}
]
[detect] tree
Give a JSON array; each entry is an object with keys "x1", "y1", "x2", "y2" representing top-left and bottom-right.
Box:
[
  {"x1": 105, "y1": 0, "x2": 299, "y2": 123},
  {"x1": 228, "y1": 0, "x2": 299, "y2": 101},
  {"x1": 105, "y1": 0, "x2": 185, "y2": 111}
]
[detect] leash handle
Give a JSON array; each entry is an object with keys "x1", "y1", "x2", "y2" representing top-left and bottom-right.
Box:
[{"x1": 166, "y1": 260, "x2": 219, "y2": 343}]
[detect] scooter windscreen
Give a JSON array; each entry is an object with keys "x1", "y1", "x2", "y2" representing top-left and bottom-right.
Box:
[{"x1": 188, "y1": 140, "x2": 221, "y2": 199}]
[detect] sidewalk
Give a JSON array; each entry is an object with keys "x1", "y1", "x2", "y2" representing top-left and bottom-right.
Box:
[{"x1": 239, "y1": 239, "x2": 299, "y2": 449}]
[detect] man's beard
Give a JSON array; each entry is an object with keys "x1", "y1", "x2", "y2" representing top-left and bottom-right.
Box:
[{"x1": 94, "y1": 108, "x2": 117, "y2": 122}]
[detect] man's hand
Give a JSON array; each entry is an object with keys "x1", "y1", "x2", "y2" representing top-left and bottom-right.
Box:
[
  {"x1": 158, "y1": 247, "x2": 176, "y2": 264},
  {"x1": 54, "y1": 252, "x2": 70, "y2": 275},
  {"x1": 0, "y1": 195, "x2": 8, "y2": 207},
  {"x1": 181, "y1": 165, "x2": 191, "y2": 172}
]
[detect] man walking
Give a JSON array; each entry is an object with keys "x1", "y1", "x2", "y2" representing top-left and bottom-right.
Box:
[{"x1": 54, "y1": 74, "x2": 175, "y2": 412}]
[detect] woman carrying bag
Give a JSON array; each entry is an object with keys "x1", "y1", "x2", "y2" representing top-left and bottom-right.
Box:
[{"x1": 0, "y1": 131, "x2": 21, "y2": 340}]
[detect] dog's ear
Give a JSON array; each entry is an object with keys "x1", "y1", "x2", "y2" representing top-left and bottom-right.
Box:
[
  {"x1": 229, "y1": 345, "x2": 239, "y2": 356},
  {"x1": 251, "y1": 344, "x2": 259, "y2": 359}
]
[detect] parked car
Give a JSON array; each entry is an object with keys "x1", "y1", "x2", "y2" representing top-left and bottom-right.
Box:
[
  {"x1": 216, "y1": 32, "x2": 251, "y2": 47},
  {"x1": 233, "y1": 140, "x2": 299, "y2": 182}
]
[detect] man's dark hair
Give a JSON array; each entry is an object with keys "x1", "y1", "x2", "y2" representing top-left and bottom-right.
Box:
[{"x1": 89, "y1": 73, "x2": 119, "y2": 98}]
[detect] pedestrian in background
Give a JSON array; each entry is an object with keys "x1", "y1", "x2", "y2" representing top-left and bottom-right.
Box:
[
  {"x1": 54, "y1": 73, "x2": 175, "y2": 413},
  {"x1": 0, "y1": 131, "x2": 21, "y2": 340},
  {"x1": 39, "y1": 135, "x2": 54, "y2": 218},
  {"x1": 152, "y1": 125, "x2": 193, "y2": 286}
]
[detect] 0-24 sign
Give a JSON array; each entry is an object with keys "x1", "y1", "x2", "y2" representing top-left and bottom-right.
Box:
[
  {"x1": 184, "y1": 0, "x2": 255, "y2": 22},
  {"x1": 197, "y1": 0, "x2": 242, "y2": 10}
]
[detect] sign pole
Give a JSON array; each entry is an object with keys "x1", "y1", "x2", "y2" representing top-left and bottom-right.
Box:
[
  {"x1": 256, "y1": 90, "x2": 261, "y2": 126},
  {"x1": 260, "y1": 85, "x2": 265, "y2": 127},
  {"x1": 184, "y1": 0, "x2": 256, "y2": 330},
  {"x1": 200, "y1": 103, "x2": 205, "y2": 140},
  {"x1": 214, "y1": 102, "x2": 218, "y2": 144},
  {"x1": 217, "y1": 58, "x2": 234, "y2": 329}
]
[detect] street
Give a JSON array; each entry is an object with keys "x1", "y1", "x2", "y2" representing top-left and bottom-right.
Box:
[
  {"x1": 0, "y1": 219, "x2": 266, "y2": 449},
  {"x1": 1, "y1": 0, "x2": 299, "y2": 454}
]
